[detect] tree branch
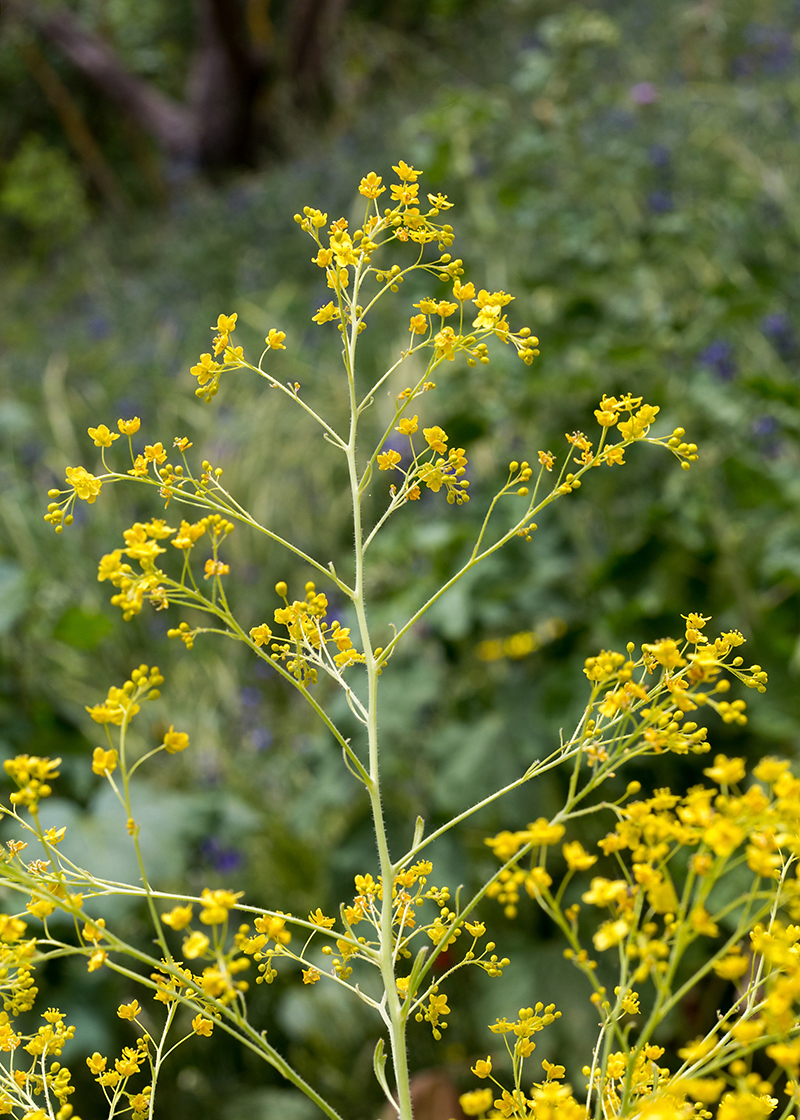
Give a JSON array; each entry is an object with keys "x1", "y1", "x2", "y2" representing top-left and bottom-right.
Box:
[{"x1": 4, "y1": 0, "x2": 200, "y2": 162}]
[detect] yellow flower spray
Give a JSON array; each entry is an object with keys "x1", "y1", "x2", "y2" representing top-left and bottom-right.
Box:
[{"x1": 6, "y1": 162, "x2": 793, "y2": 1120}]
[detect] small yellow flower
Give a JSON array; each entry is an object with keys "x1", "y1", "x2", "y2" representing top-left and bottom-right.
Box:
[
  {"x1": 250, "y1": 624, "x2": 273, "y2": 646},
  {"x1": 117, "y1": 1000, "x2": 141, "y2": 1021},
  {"x1": 192, "y1": 1014, "x2": 214, "y2": 1036},
  {"x1": 359, "y1": 172, "x2": 385, "y2": 198},
  {"x1": 392, "y1": 160, "x2": 422, "y2": 182},
  {"x1": 128, "y1": 454, "x2": 149, "y2": 476},
  {"x1": 87, "y1": 949, "x2": 108, "y2": 972},
  {"x1": 86, "y1": 1052, "x2": 107, "y2": 1075},
  {"x1": 308, "y1": 908, "x2": 336, "y2": 928},
  {"x1": 91, "y1": 748, "x2": 118, "y2": 776},
  {"x1": 312, "y1": 302, "x2": 339, "y2": 324},
  {"x1": 143, "y1": 442, "x2": 167, "y2": 464},
  {"x1": 689, "y1": 906, "x2": 719, "y2": 938},
  {"x1": 182, "y1": 931, "x2": 210, "y2": 959},
  {"x1": 302, "y1": 967, "x2": 321, "y2": 984},
  {"x1": 617, "y1": 988, "x2": 640, "y2": 1015},
  {"x1": 471, "y1": 1056, "x2": 492, "y2": 1078},
  {"x1": 26, "y1": 897, "x2": 56, "y2": 920},
  {"x1": 524, "y1": 818, "x2": 565, "y2": 846},
  {"x1": 65, "y1": 465, "x2": 102, "y2": 503},
  {"x1": 538, "y1": 450, "x2": 555, "y2": 471},
  {"x1": 423, "y1": 426, "x2": 448, "y2": 454},
  {"x1": 88, "y1": 424, "x2": 120, "y2": 447},
  {"x1": 190, "y1": 353, "x2": 220, "y2": 386},
  {"x1": 204, "y1": 559, "x2": 230, "y2": 580},
  {"x1": 83, "y1": 917, "x2": 106, "y2": 943},
  {"x1": 714, "y1": 953, "x2": 750, "y2": 981},
  {"x1": 562, "y1": 840, "x2": 597, "y2": 871},
  {"x1": 254, "y1": 913, "x2": 292, "y2": 944},
  {"x1": 199, "y1": 887, "x2": 243, "y2": 924},
  {"x1": 266, "y1": 329, "x2": 286, "y2": 350},
  {"x1": 396, "y1": 415, "x2": 418, "y2": 435},
  {"x1": 593, "y1": 918, "x2": 630, "y2": 951},
  {"x1": 703, "y1": 754, "x2": 746, "y2": 786},
  {"x1": 162, "y1": 726, "x2": 189, "y2": 754},
  {"x1": 161, "y1": 904, "x2": 193, "y2": 930},
  {"x1": 730, "y1": 1019, "x2": 764, "y2": 1044},
  {"x1": 377, "y1": 450, "x2": 402, "y2": 471},
  {"x1": 459, "y1": 1089, "x2": 494, "y2": 1116},
  {"x1": 117, "y1": 417, "x2": 141, "y2": 435},
  {"x1": 409, "y1": 314, "x2": 428, "y2": 335},
  {"x1": 677, "y1": 1034, "x2": 718, "y2": 1061}
]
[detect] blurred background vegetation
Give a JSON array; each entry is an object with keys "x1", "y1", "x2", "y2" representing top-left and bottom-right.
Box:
[{"x1": 2, "y1": 0, "x2": 800, "y2": 1116}]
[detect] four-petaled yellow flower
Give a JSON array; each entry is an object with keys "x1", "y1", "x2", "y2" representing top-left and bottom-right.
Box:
[
  {"x1": 143, "y1": 442, "x2": 167, "y2": 464},
  {"x1": 392, "y1": 160, "x2": 422, "y2": 182},
  {"x1": 377, "y1": 450, "x2": 402, "y2": 471},
  {"x1": 190, "y1": 353, "x2": 220, "y2": 386},
  {"x1": 212, "y1": 312, "x2": 238, "y2": 356},
  {"x1": 65, "y1": 465, "x2": 102, "y2": 503},
  {"x1": 182, "y1": 931, "x2": 210, "y2": 959},
  {"x1": 312, "y1": 302, "x2": 339, "y2": 324},
  {"x1": 423, "y1": 426, "x2": 448, "y2": 454},
  {"x1": 308, "y1": 908, "x2": 336, "y2": 928},
  {"x1": 562, "y1": 840, "x2": 597, "y2": 871},
  {"x1": 359, "y1": 172, "x2": 385, "y2": 198},
  {"x1": 161, "y1": 904, "x2": 193, "y2": 930},
  {"x1": 91, "y1": 748, "x2": 118, "y2": 776},
  {"x1": 162, "y1": 726, "x2": 189, "y2": 754},
  {"x1": 250, "y1": 623, "x2": 273, "y2": 646},
  {"x1": 703, "y1": 754, "x2": 746, "y2": 786},
  {"x1": 88, "y1": 424, "x2": 119, "y2": 447},
  {"x1": 199, "y1": 887, "x2": 243, "y2": 924},
  {"x1": 266, "y1": 329, "x2": 286, "y2": 350},
  {"x1": 86, "y1": 1052, "x2": 107, "y2": 1075},
  {"x1": 193, "y1": 1015, "x2": 214, "y2": 1036},
  {"x1": 87, "y1": 949, "x2": 108, "y2": 972}
]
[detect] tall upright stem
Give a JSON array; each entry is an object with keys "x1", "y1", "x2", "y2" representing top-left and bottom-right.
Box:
[{"x1": 343, "y1": 261, "x2": 414, "y2": 1120}]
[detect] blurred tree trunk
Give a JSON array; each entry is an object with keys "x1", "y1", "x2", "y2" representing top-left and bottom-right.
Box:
[{"x1": 3, "y1": 0, "x2": 349, "y2": 172}]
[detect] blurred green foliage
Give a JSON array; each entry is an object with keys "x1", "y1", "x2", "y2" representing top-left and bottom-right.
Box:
[
  {"x1": 0, "y1": 133, "x2": 89, "y2": 243},
  {"x1": 2, "y1": 0, "x2": 800, "y2": 1116}
]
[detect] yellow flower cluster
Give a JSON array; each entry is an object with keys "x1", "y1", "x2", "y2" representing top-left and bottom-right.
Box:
[
  {"x1": 379, "y1": 419, "x2": 471, "y2": 505},
  {"x1": 84, "y1": 665, "x2": 163, "y2": 725},
  {"x1": 460, "y1": 1006, "x2": 582, "y2": 1120},
  {"x1": 95, "y1": 514, "x2": 233, "y2": 621},
  {"x1": 40, "y1": 162, "x2": 786, "y2": 1120},
  {"x1": 478, "y1": 742, "x2": 800, "y2": 1114},
  {"x1": 249, "y1": 580, "x2": 365, "y2": 686},
  {"x1": 3, "y1": 756, "x2": 61, "y2": 811},
  {"x1": 476, "y1": 618, "x2": 567, "y2": 663},
  {"x1": 295, "y1": 162, "x2": 540, "y2": 373},
  {"x1": 0, "y1": 1008, "x2": 84, "y2": 1119}
]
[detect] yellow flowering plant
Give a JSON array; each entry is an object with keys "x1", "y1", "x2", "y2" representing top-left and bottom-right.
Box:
[{"x1": 0, "y1": 161, "x2": 791, "y2": 1120}]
